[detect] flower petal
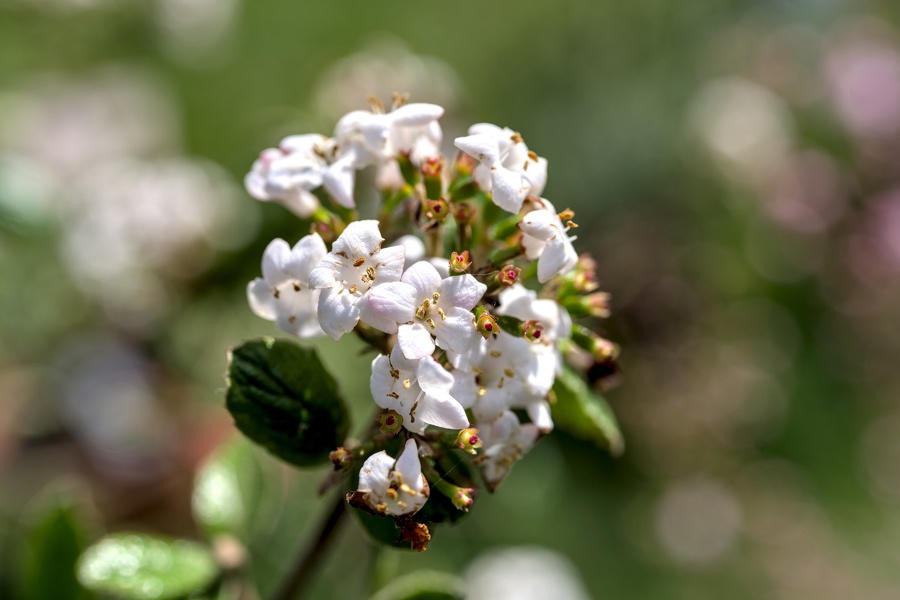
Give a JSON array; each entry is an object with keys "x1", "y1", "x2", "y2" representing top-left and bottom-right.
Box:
[
  {"x1": 440, "y1": 274, "x2": 486, "y2": 311},
  {"x1": 489, "y1": 166, "x2": 527, "y2": 213},
  {"x1": 359, "y1": 451, "x2": 393, "y2": 496},
  {"x1": 417, "y1": 391, "x2": 469, "y2": 431},
  {"x1": 373, "y1": 245, "x2": 406, "y2": 283},
  {"x1": 415, "y1": 357, "x2": 454, "y2": 393},
  {"x1": 332, "y1": 220, "x2": 384, "y2": 258},
  {"x1": 322, "y1": 157, "x2": 356, "y2": 209},
  {"x1": 358, "y1": 294, "x2": 399, "y2": 334},
  {"x1": 398, "y1": 323, "x2": 436, "y2": 360},
  {"x1": 247, "y1": 278, "x2": 277, "y2": 320},
  {"x1": 307, "y1": 255, "x2": 340, "y2": 288},
  {"x1": 287, "y1": 233, "x2": 328, "y2": 282},
  {"x1": 369, "y1": 354, "x2": 395, "y2": 411},
  {"x1": 395, "y1": 439, "x2": 423, "y2": 489},
  {"x1": 317, "y1": 286, "x2": 361, "y2": 340},
  {"x1": 400, "y1": 261, "x2": 441, "y2": 301},
  {"x1": 537, "y1": 236, "x2": 578, "y2": 283},
  {"x1": 454, "y1": 133, "x2": 499, "y2": 165},
  {"x1": 262, "y1": 238, "x2": 291, "y2": 284},
  {"x1": 526, "y1": 400, "x2": 554, "y2": 433},
  {"x1": 367, "y1": 282, "x2": 418, "y2": 323},
  {"x1": 519, "y1": 209, "x2": 557, "y2": 242},
  {"x1": 390, "y1": 103, "x2": 445, "y2": 126},
  {"x1": 433, "y1": 307, "x2": 478, "y2": 353}
]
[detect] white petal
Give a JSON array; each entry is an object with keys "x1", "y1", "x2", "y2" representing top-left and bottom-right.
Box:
[
  {"x1": 322, "y1": 159, "x2": 356, "y2": 209},
  {"x1": 358, "y1": 295, "x2": 399, "y2": 334},
  {"x1": 247, "y1": 278, "x2": 277, "y2": 320},
  {"x1": 454, "y1": 133, "x2": 499, "y2": 165},
  {"x1": 519, "y1": 210, "x2": 557, "y2": 242},
  {"x1": 274, "y1": 287, "x2": 323, "y2": 339},
  {"x1": 526, "y1": 400, "x2": 554, "y2": 433},
  {"x1": 418, "y1": 391, "x2": 469, "y2": 431},
  {"x1": 367, "y1": 282, "x2": 418, "y2": 323},
  {"x1": 369, "y1": 354, "x2": 395, "y2": 410},
  {"x1": 317, "y1": 287, "x2": 361, "y2": 340},
  {"x1": 450, "y1": 370, "x2": 478, "y2": 409},
  {"x1": 400, "y1": 261, "x2": 441, "y2": 301},
  {"x1": 523, "y1": 156, "x2": 548, "y2": 196},
  {"x1": 537, "y1": 237, "x2": 578, "y2": 283},
  {"x1": 373, "y1": 245, "x2": 406, "y2": 283},
  {"x1": 358, "y1": 451, "x2": 393, "y2": 496},
  {"x1": 307, "y1": 256, "x2": 340, "y2": 289},
  {"x1": 433, "y1": 307, "x2": 478, "y2": 353},
  {"x1": 390, "y1": 103, "x2": 444, "y2": 126},
  {"x1": 262, "y1": 238, "x2": 291, "y2": 284},
  {"x1": 288, "y1": 233, "x2": 328, "y2": 282},
  {"x1": 393, "y1": 235, "x2": 426, "y2": 269},
  {"x1": 278, "y1": 189, "x2": 320, "y2": 218},
  {"x1": 332, "y1": 220, "x2": 384, "y2": 258},
  {"x1": 520, "y1": 232, "x2": 547, "y2": 261},
  {"x1": 395, "y1": 439, "x2": 423, "y2": 488},
  {"x1": 398, "y1": 323, "x2": 436, "y2": 360},
  {"x1": 415, "y1": 357, "x2": 454, "y2": 393},
  {"x1": 440, "y1": 274, "x2": 486, "y2": 311},
  {"x1": 490, "y1": 166, "x2": 527, "y2": 213}
]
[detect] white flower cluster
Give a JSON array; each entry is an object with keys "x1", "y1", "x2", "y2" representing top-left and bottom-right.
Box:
[{"x1": 245, "y1": 100, "x2": 592, "y2": 519}]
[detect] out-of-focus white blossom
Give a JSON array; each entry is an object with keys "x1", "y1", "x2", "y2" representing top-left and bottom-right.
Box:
[
  {"x1": 247, "y1": 234, "x2": 327, "y2": 338},
  {"x1": 454, "y1": 123, "x2": 547, "y2": 213},
  {"x1": 335, "y1": 102, "x2": 444, "y2": 168},
  {"x1": 357, "y1": 439, "x2": 428, "y2": 516},
  {"x1": 308, "y1": 220, "x2": 405, "y2": 340}
]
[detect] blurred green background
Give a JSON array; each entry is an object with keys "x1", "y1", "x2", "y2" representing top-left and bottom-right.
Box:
[{"x1": 3, "y1": 0, "x2": 900, "y2": 598}]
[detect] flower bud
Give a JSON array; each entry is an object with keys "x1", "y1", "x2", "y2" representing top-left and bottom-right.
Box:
[
  {"x1": 522, "y1": 319, "x2": 544, "y2": 342},
  {"x1": 454, "y1": 150, "x2": 477, "y2": 176},
  {"x1": 329, "y1": 447, "x2": 353, "y2": 469},
  {"x1": 452, "y1": 487, "x2": 475, "y2": 511},
  {"x1": 497, "y1": 264, "x2": 521, "y2": 286},
  {"x1": 397, "y1": 152, "x2": 419, "y2": 187},
  {"x1": 377, "y1": 410, "x2": 403, "y2": 435},
  {"x1": 425, "y1": 198, "x2": 450, "y2": 222},
  {"x1": 474, "y1": 307, "x2": 500, "y2": 338},
  {"x1": 456, "y1": 428, "x2": 483, "y2": 455},
  {"x1": 592, "y1": 337, "x2": 619, "y2": 362},
  {"x1": 422, "y1": 156, "x2": 443, "y2": 200},
  {"x1": 450, "y1": 250, "x2": 471, "y2": 274},
  {"x1": 452, "y1": 200, "x2": 477, "y2": 224},
  {"x1": 584, "y1": 292, "x2": 611, "y2": 318},
  {"x1": 573, "y1": 254, "x2": 599, "y2": 292}
]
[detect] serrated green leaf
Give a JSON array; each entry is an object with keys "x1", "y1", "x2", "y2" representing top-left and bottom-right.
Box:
[
  {"x1": 225, "y1": 338, "x2": 350, "y2": 467},
  {"x1": 368, "y1": 570, "x2": 464, "y2": 600},
  {"x1": 20, "y1": 498, "x2": 92, "y2": 600},
  {"x1": 192, "y1": 437, "x2": 280, "y2": 542},
  {"x1": 77, "y1": 533, "x2": 217, "y2": 600},
  {"x1": 552, "y1": 367, "x2": 624, "y2": 456}
]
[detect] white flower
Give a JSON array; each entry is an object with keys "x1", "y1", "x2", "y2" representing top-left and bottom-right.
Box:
[
  {"x1": 307, "y1": 220, "x2": 405, "y2": 340},
  {"x1": 474, "y1": 411, "x2": 541, "y2": 491},
  {"x1": 391, "y1": 235, "x2": 426, "y2": 269},
  {"x1": 454, "y1": 123, "x2": 547, "y2": 213},
  {"x1": 519, "y1": 198, "x2": 578, "y2": 283},
  {"x1": 335, "y1": 102, "x2": 444, "y2": 169},
  {"x1": 247, "y1": 234, "x2": 327, "y2": 338},
  {"x1": 450, "y1": 333, "x2": 556, "y2": 430},
  {"x1": 367, "y1": 261, "x2": 486, "y2": 360},
  {"x1": 497, "y1": 283, "x2": 571, "y2": 379},
  {"x1": 245, "y1": 134, "x2": 357, "y2": 213},
  {"x1": 370, "y1": 346, "x2": 469, "y2": 434},
  {"x1": 357, "y1": 438, "x2": 429, "y2": 516}
]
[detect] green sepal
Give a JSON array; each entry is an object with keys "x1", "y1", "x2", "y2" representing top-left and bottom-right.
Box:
[
  {"x1": 552, "y1": 367, "x2": 624, "y2": 456},
  {"x1": 225, "y1": 338, "x2": 350, "y2": 467}
]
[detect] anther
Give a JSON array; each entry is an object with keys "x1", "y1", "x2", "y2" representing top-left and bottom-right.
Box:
[{"x1": 353, "y1": 257, "x2": 366, "y2": 267}]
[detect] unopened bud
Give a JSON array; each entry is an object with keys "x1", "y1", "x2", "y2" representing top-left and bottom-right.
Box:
[
  {"x1": 474, "y1": 307, "x2": 500, "y2": 338},
  {"x1": 523, "y1": 319, "x2": 544, "y2": 342},
  {"x1": 585, "y1": 292, "x2": 611, "y2": 318},
  {"x1": 450, "y1": 251, "x2": 471, "y2": 274},
  {"x1": 456, "y1": 428, "x2": 483, "y2": 455},
  {"x1": 592, "y1": 337, "x2": 619, "y2": 362},
  {"x1": 329, "y1": 447, "x2": 353, "y2": 469},
  {"x1": 452, "y1": 200, "x2": 477, "y2": 224},
  {"x1": 454, "y1": 150, "x2": 477, "y2": 176},
  {"x1": 497, "y1": 264, "x2": 521, "y2": 286},
  {"x1": 377, "y1": 410, "x2": 403, "y2": 435},
  {"x1": 422, "y1": 157, "x2": 444, "y2": 200},
  {"x1": 452, "y1": 487, "x2": 475, "y2": 511},
  {"x1": 573, "y1": 254, "x2": 599, "y2": 292},
  {"x1": 425, "y1": 198, "x2": 449, "y2": 222}
]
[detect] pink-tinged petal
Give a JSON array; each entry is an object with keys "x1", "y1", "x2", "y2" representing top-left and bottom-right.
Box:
[
  {"x1": 440, "y1": 274, "x2": 486, "y2": 311},
  {"x1": 415, "y1": 357, "x2": 454, "y2": 393},
  {"x1": 418, "y1": 392, "x2": 469, "y2": 431},
  {"x1": 400, "y1": 261, "x2": 441, "y2": 301},
  {"x1": 526, "y1": 400, "x2": 554, "y2": 433},
  {"x1": 261, "y1": 238, "x2": 291, "y2": 284},
  {"x1": 278, "y1": 133, "x2": 326, "y2": 153},
  {"x1": 287, "y1": 233, "x2": 327, "y2": 282},
  {"x1": 519, "y1": 210, "x2": 557, "y2": 242},
  {"x1": 358, "y1": 451, "x2": 393, "y2": 496},
  {"x1": 317, "y1": 287, "x2": 360, "y2": 340},
  {"x1": 395, "y1": 439, "x2": 422, "y2": 488},
  {"x1": 358, "y1": 296, "x2": 399, "y2": 334},
  {"x1": 397, "y1": 323, "x2": 436, "y2": 360},
  {"x1": 367, "y1": 282, "x2": 417, "y2": 323},
  {"x1": 537, "y1": 237, "x2": 578, "y2": 283},
  {"x1": 490, "y1": 166, "x2": 527, "y2": 213},
  {"x1": 454, "y1": 133, "x2": 499, "y2": 165},
  {"x1": 245, "y1": 167, "x2": 269, "y2": 200},
  {"x1": 333, "y1": 220, "x2": 384, "y2": 258},
  {"x1": 307, "y1": 256, "x2": 340, "y2": 289},
  {"x1": 374, "y1": 245, "x2": 406, "y2": 283},
  {"x1": 391, "y1": 103, "x2": 444, "y2": 126},
  {"x1": 433, "y1": 308, "x2": 478, "y2": 353},
  {"x1": 247, "y1": 278, "x2": 277, "y2": 320}
]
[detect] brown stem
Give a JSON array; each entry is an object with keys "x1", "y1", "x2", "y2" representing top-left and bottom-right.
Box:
[{"x1": 272, "y1": 493, "x2": 347, "y2": 600}]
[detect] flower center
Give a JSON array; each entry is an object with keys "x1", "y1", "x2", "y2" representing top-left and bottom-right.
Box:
[{"x1": 414, "y1": 291, "x2": 447, "y2": 330}]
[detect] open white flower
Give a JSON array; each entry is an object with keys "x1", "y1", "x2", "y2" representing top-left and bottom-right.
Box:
[
  {"x1": 335, "y1": 102, "x2": 444, "y2": 169},
  {"x1": 308, "y1": 220, "x2": 405, "y2": 340},
  {"x1": 497, "y1": 283, "x2": 571, "y2": 377},
  {"x1": 247, "y1": 234, "x2": 327, "y2": 338},
  {"x1": 245, "y1": 134, "x2": 358, "y2": 213},
  {"x1": 357, "y1": 438, "x2": 429, "y2": 516},
  {"x1": 370, "y1": 346, "x2": 469, "y2": 434},
  {"x1": 450, "y1": 332, "x2": 556, "y2": 430},
  {"x1": 367, "y1": 261, "x2": 486, "y2": 360},
  {"x1": 474, "y1": 410, "x2": 541, "y2": 491},
  {"x1": 454, "y1": 123, "x2": 547, "y2": 213},
  {"x1": 519, "y1": 198, "x2": 578, "y2": 283}
]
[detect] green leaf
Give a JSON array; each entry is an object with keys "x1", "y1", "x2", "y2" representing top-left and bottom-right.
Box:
[
  {"x1": 20, "y1": 497, "x2": 92, "y2": 600},
  {"x1": 225, "y1": 338, "x2": 350, "y2": 467},
  {"x1": 192, "y1": 437, "x2": 281, "y2": 542},
  {"x1": 77, "y1": 533, "x2": 217, "y2": 600},
  {"x1": 368, "y1": 570, "x2": 464, "y2": 600},
  {"x1": 552, "y1": 367, "x2": 625, "y2": 456}
]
